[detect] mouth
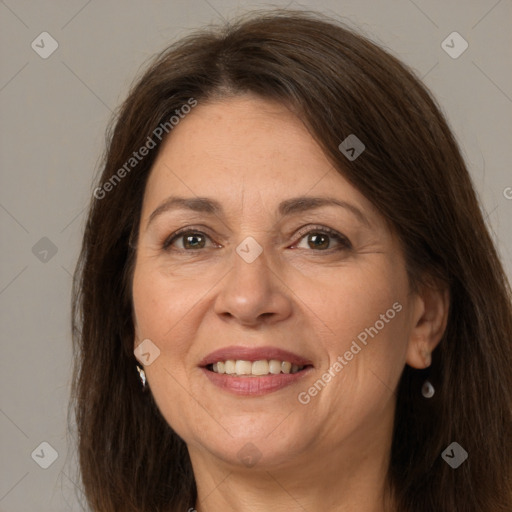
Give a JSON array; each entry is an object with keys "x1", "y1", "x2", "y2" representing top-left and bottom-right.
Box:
[{"x1": 199, "y1": 346, "x2": 314, "y2": 395}]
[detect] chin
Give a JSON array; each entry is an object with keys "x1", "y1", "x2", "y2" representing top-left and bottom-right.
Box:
[{"x1": 190, "y1": 421, "x2": 310, "y2": 470}]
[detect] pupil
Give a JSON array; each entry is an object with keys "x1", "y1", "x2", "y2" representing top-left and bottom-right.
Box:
[
  {"x1": 185, "y1": 234, "x2": 204, "y2": 249},
  {"x1": 309, "y1": 233, "x2": 329, "y2": 250}
]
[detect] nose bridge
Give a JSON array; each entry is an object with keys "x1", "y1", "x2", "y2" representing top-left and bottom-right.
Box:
[
  {"x1": 214, "y1": 235, "x2": 292, "y2": 325},
  {"x1": 234, "y1": 235, "x2": 271, "y2": 286}
]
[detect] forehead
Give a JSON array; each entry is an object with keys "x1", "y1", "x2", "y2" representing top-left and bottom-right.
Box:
[{"x1": 142, "y1": 95, "x2": 378, "y2": 221}]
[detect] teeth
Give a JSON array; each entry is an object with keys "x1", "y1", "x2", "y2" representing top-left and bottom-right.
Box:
[
  {"x1": 235, "y1": 360, "x2": 252, "y2": 375},
  {"x1": 269, "y1": 360, "x2": 282, "y2": 374},
  {"x1": 210, "y1": 359, "x2": 305, "y2": 376},
  {"x1": 252, "y1": 360, "x2": 269, "y2": 375},
  {"x1": 225, "y1": 360, "x2": 236, "y2": 374}
]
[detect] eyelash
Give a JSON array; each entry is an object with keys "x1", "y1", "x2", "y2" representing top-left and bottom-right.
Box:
[{"x1": 162, "y1": 225, "x2": 352, "y2": 253}]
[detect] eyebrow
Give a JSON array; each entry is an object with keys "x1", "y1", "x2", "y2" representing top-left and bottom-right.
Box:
[{"x1": 146, "y1": 195, "x2": 370, "y2": 230}]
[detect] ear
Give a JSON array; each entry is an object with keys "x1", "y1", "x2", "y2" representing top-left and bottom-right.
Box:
[{"x1": 406, "y1": 280, "x2": 450, "y2": 369}]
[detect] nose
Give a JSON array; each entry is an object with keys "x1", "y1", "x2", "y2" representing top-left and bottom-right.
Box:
[{"x1": 213, "y1": 242, "x2": 293, "y2": 327}]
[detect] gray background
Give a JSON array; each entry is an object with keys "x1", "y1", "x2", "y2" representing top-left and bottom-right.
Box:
[{"x1": 0, "y1": 1, "x2": 511, "y2": 510}]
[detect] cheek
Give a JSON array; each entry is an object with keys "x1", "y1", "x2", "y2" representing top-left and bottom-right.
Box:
[
  {"x1": 132, "y1": 260, "x2": 207, "y2": 342},
  {"x1": 131, "y1": 263, "x2": 209, "y2": 438},
  {"x1": 299, "y1": 258, "x2": 408, "y2": 345},
  {"x1": 300, "y1": 258, "x2": 410, "y2": 396},
  {"x1": 304, "y1": 287, "x2": 408, "y2": 434}
]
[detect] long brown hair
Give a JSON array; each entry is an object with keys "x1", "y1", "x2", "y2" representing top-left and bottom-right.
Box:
[{"x1": 70, "y1": 9, "x2": 512, "y2": 511}]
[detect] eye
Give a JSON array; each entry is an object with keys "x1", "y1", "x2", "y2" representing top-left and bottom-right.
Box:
[
  {"x1": 163, "y1": 229, "x2": 217, "y2": 251},
  {"x1": 293, "y1": 226, "x2": 352, "y2": 251},
  {"x1": 162, "y1": 226, "x2": 351, "y2": 252}
]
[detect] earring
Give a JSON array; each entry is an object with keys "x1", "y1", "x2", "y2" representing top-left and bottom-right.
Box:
[
  {"x1": 421, "y1": 380, "x2": 435, "y2": 398},
  {"x1": 136, "y1": 365, "x2": 146, "y2": 390}
]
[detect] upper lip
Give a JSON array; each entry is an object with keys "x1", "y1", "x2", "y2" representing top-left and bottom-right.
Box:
[{"x1": 199, "y1": 346, "x2": 314, "y2": 367}]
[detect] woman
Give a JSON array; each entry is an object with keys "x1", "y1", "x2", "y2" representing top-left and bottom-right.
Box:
[{"x1": 71, "y1": 9, "x2": 512, "y2": 511}]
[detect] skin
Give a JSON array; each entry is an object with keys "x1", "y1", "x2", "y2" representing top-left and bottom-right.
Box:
[{"x1": 132, "y1": 95, "x2": 449, "y2": 511}]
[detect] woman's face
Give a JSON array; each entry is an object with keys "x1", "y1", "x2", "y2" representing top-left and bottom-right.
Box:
[{"x1": 132, "y1": 95, "x2": 425, "y2": 472}]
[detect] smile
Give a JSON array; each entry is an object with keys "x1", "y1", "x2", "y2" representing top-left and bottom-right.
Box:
[
  {"x1": 199, "y1": 346, "x2": 314, "y2": 395},
  {"x1": 209, "y1": 359, "x2": 305, "y2": 376}
]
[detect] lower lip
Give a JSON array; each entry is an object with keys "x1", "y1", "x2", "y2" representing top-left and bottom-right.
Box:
[{"x1": 201, "y1": 367, "x2": 312, "y2": 396}]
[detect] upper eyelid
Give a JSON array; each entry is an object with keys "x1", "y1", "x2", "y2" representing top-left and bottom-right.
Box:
[
  {"x1": 163, "y1": 226, "x2": 216, "y2": 248},
  {"x1": 294, "y1": 224, "x2": 348, "y2": 239}
]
